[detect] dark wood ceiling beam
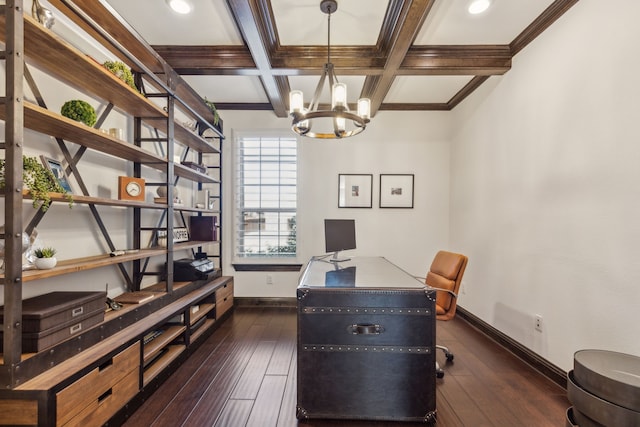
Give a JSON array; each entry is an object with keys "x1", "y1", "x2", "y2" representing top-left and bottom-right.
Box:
[
  {"x1": 447, "y1": 75, "x2": 491, "y2": 109},
  {"x1": 401, "y1": 45, "x2": 511, "y2": 75},
  {"x1": 362, "y1": 0, "x2": 437, "y2": 116},
  {"x1": 226, "y1": 0, "x2": 289, "y2": 116},
  {"x1": 379, "y1": 103, "x2": 450, "y2": 111},
  {"x1": 152, "y1": 45, "x2": 256, "y2": 74},
  {"x1": 511, "y1": 0, "x2": 580, "y2": 55}
]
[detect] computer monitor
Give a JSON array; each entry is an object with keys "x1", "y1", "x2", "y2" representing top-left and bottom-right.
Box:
[{"x1": 324, "y1": 219, "x2": 356, "y2": 262}]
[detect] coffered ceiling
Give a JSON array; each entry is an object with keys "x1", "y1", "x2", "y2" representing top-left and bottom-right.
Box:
[{"x1": 103, "y1": 0, "x2": 579, "y2": 118}]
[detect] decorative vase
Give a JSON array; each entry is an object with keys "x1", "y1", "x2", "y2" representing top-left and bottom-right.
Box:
[{"x1": 35, "y1": 257, "x2": 57, "y2": 270}]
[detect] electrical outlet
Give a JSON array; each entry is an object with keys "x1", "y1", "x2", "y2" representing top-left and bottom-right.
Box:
[
  {"x1": 461, "y1": 281, "x2": 467, "y2": 295},
  {"x1": 266, "y1": 274, "x2": 273, "y2": 285},
  {"x1": 535, "y1": 315, "x2": 543, "y2": 332}
]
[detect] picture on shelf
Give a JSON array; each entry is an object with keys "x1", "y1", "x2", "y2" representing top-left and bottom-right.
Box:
[{"x1": 40, "y1": 156, "x2": 74, "y2": 193}]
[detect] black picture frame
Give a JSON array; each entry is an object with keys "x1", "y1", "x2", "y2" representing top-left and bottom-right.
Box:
[{"x1": 379, "y1": 174, "x2": 414, "y2": 208}]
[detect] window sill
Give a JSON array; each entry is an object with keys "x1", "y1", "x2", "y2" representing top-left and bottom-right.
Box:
[{"x1": 232, "y1": 263, "x2": 303, "y2": 272}]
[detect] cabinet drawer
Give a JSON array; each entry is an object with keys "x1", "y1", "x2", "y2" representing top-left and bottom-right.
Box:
[
  {"x1": 56, "y1": 342, "x2": 140, "y2": 426},
  {"x1": 61, "y1": 369, "x2": 139, "y2": 427},
  {"x1": 216, "y1": 294, "x2": 233, "y2": 319},
  {"x1": 217, "y1": 281, "x2": 233, "y2": 300}
]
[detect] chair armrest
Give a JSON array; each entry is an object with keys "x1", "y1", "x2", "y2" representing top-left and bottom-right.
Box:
[
  {"x1": 425, "y1": 285, "x2": 458, "y2": 299},
  {"x1": 414, "y1": 276, "x2": 458, "y2": 299}
]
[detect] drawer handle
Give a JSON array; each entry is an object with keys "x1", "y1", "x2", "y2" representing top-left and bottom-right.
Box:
[
  {"x1": 72, "y1": 307, "x2": 84, "y2": 317},
  {"x1": 98, "y1": 388, "x2": 112, "y2": 404},
  {"x1": 69, "y1": 323, "x2": 82, "y2": 334},
  {"x1": 347, "y1": 324, "x2": 384, "y2": 335}
]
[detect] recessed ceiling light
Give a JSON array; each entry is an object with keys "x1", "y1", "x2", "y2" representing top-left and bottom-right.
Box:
[
  {"x1": 468, "y1": 0, "x2": 491, "y2": 15},
  {"x1": 166, "y1": 0, "x2": 193, "y2": 14}
]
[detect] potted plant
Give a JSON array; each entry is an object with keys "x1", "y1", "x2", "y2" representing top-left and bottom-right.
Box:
[
  {"x1": 204, "y1": 97, "x2": 220, "y2": 127},
  {"x1": 0, "y1": 155, "x2": 73, "y2": 212},
  {"x1": 34, "y1": 246, "x2": 57, "y2": 269},
  {"x1": 61, "y1": 100, "x2": 97, "y2": 127},
  {"x1": 103, "y1": 60, "x2": 138, "y2": 91}
]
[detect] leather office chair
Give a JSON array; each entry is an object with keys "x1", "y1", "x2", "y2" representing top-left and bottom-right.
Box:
[{"x1": 424, "y1": 250, "x2": 468, "y2": 378}]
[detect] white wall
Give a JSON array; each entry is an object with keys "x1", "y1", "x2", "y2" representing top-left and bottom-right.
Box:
[
  {"x1": 450, "y1": 0, "x2": 640, "y2": 371},
  {"x1": 220, "y1": 110, "x2": 453, "y2": 298}
]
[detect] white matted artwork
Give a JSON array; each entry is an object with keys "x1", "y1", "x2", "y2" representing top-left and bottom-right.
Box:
[
  {"x1": 379, "y1": 174, "x2": 414, "y2": 208},
  {"x1": 338, "y1": 174, "x2": 372, "y2": 208}
]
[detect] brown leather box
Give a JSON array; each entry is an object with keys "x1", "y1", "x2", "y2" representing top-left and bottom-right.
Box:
[
  {"x1": 0, "y1": 291, "x2": 106, "y2": 352},
  {"x1": 296, "y1": 286, "x2": 436, "y2": 423},
  {"x1": 0, "y1": 291, "x2": 106, "y2": 332}
]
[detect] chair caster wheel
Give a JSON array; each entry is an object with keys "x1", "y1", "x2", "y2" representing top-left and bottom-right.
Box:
[
  {"x1": 436, "y1": 369, "x2": 445, "y2": 379},
  {"x1": 446, "y1": 353, "x2": 454, "y2": 362}
]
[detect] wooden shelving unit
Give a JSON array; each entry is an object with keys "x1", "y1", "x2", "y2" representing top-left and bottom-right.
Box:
[{"x1": 0, "y1": 1, "x2": 231, "y2": 425}]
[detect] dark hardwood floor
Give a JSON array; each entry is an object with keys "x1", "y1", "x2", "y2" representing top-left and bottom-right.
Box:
[{"x1": 123, "y1": 306, "x2": 569, "y2": 427}]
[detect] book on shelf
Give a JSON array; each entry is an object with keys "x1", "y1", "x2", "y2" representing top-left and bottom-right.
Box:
[
  {"x1": 114, "y1": 291, "x2": 156, "y2": 304},
  {"x1": 143, "y1": 329, "x2": 164, "y2": 345}
]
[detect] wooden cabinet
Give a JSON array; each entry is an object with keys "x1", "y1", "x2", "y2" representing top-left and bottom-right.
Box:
[
  {"x1": 57, "y1": 343, "x2": 140, "y2": 426},
  {"x1": 216, "y1": 281, "x2": 235, "y2": 319},
  {"x1": 0, "y1": 1, "x2": 232, "y2": 425}
]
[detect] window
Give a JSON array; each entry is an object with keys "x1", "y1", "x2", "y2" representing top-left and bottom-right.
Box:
[{"x1": 235, "y1": 134, "x2": 297, "y2": 258}]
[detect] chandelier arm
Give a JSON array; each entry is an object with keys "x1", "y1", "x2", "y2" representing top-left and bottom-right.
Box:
[{"x1": 309, "y1": 69, "x2": 328, "y2": 112}]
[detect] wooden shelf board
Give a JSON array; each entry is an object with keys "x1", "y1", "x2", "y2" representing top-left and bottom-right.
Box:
[
  {"x1": 19, "y1": 190, "x2": 167, "y2": 209},
  {"x1": 142, "y1": 344, "x2": 185, "y2": 386},
  {"x1": 143, "y1": 118, "x2": 220, "y2": 153},
  {"x1": 0, "y1": 102, "x2": 168, "y2": 167},
  {"x1": 143, "y1": 281, "x2": 192, "y2": 293},
  {"x1": 175, "y1": 206, "x2": 220, "y2": 214},
  {"x1": 169, "y1": 240, "x2": 213, "y2": 251},
  {"x1": 174, "y1": 163, "x2": 220, "y2": 184},
  {"x1": 143, "y1": 324, "x2": 186, "y2": 364},
  {"x1": 0, "y1": 14, "x2": 167, "y2": 119},
  {"x1": 190, "y1": 318, "x2": 216, "y2": 343},
  {"x1": 190, "y1": 303, "x2": 215, "y2": 326},
  {"x1": 0, "y1": 249, "x2": 167, "y2": 282}
]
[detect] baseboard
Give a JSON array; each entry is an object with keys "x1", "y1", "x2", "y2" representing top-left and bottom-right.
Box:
[
  {"x1": 235, "y1": 297, "x2": 297, "y2": 307},
  {"x1": 456, "y1": 306, "x2": 567, "y2": 389}
]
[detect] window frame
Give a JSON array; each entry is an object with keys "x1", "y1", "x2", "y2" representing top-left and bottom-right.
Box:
[{"x1": 232, "y1": 131, "x2": 300, "y2": 267}]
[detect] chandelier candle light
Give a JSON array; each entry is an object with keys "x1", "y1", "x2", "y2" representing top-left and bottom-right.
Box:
[{"x1": 289, "y1": 0, "x2": 371, "y2": 139}]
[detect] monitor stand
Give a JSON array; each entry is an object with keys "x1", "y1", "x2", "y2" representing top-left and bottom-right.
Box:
[{"x1": 330, "y1": 251, "x2": 350, "y2": 263}]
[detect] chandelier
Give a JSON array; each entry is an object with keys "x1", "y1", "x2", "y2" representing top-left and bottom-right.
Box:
[{"x1": 289, "y1": 0, "x2": 371, "y2": 139}]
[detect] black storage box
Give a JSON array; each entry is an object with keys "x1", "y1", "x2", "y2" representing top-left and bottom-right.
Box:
[
  {"x1": 296, "y1": 257, "x2": 436, "y2": 423},
  {"x1": 189, "y1": 215, "x2": 217, "y2": 241},
  {"x1": 0, "y1": 291, "x2": 106, "y2": 352}
]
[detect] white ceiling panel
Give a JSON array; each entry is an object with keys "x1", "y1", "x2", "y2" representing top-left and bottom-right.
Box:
[
  {"x1": 105, "y1": 0, "x2": 243, "y2": 45},
  {"x1": 386, "y1": 75, "x2": 475, "y2": 103},
  {"x1": 271, "y1": 0, "x2": 388, "y2": 46},
  {"x1": 416, "y1": 0, "x2": 556, "y2": 45},
  {"x1": 182, "y1": 75, "x2": 269, "y2": 103}
]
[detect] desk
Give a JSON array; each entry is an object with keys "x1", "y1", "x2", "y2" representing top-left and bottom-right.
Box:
[{"x1": 296, "y1": 256, "x2": 436, "y2": 423}]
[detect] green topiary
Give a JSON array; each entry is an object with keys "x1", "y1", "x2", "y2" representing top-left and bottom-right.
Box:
[
  {"x1": 0, "y1": 155, "x2": 73, "y2": 211},
  {"x1": 61, "y1": 100, "x2": 97, "y2": 127},
  {"x1": 103, "y1": 60, "x2": 137, "y2": 91}
]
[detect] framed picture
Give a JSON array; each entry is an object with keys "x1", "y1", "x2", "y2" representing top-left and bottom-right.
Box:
[
  {"x1": 40, "y1": 156, "x2": 74, "y2": 193},
  {"x1": 338, "y1": 174, "x2": 372, "y2": 208},
  {"x1": 380, "y1": 174, "x2": 414, "y2": 208}
]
